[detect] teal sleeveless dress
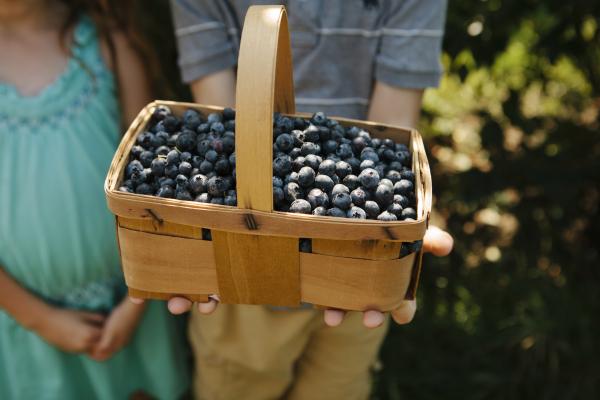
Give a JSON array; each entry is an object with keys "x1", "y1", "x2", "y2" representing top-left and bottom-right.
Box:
[{"x1": 0, "y1": 17, "x2": 189, "y2": 399}]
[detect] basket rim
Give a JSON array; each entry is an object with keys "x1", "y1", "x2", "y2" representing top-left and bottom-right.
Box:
[{"x1": 104, "y1": 100, "x2": 431, "y2": 242}]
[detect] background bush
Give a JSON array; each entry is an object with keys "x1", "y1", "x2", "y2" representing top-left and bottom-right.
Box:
[{"x1": 138, "y1": 2, "x2": 600, "y2": 399}]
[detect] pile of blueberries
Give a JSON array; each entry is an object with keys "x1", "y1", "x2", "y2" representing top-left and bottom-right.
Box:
[
  {"x1": 120, "y1": 106, "x2": 237, "y2": 205},
  {"x1": 120, "y1": 107, "x2": 417, "y2": 222}
]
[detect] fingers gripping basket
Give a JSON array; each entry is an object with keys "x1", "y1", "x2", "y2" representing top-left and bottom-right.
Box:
[{"x1": 104, "y1": 6, "x2": 432, "y2": 311}]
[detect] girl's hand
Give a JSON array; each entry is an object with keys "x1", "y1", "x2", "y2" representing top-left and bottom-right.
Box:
[
  {"x1": 35, "y1": 307, "x2": 105, "y2": 353},
  {"x1": 88, "y1": 298, "x2": 146, "y2": 362}
]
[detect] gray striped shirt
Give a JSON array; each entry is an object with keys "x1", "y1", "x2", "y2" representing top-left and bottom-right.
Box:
[{"x1": 171, "y1": 0, "x2": 447, "y2": 119}]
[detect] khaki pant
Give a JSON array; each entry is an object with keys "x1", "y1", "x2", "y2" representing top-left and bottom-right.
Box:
[{"x1": 189, "y1": 304, "x2": 388, "y2": 400}]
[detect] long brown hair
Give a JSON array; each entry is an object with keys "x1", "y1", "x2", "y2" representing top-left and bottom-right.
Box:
[{"x1": 58, "y1": 0, "x2": 162, "y2": 98}]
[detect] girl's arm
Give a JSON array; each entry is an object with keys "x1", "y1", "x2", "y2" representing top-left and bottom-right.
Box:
[
  {"x1": 101, "y1": 32, "x2": 152, "y2": 126},
  {"x1": 0, "y1": 266, "x2": 105, "y2": 352}
]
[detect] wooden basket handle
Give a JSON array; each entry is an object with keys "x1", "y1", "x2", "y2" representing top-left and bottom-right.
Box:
[{"x1": 235, "y1": 6, "x2": 295, "y2": 212}]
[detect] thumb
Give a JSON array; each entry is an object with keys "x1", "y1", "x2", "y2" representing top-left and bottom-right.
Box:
[
  {"x1": 422, "y1": 225, "x2": 454, "y2": 257},
  {"x1": 391, "y1": 300, "x2": 417, "y2": 325}
]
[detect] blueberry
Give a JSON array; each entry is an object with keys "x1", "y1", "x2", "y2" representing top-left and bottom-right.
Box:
[
  {"x1": 393, "y1": 179, "x2": 413, "y2": 195},
  {"x1": 401, "y1": 207, "x2": 417, "y2": 220},
  {"x1": 211, "y1": 138, "x2": 224, "y2": 154},
  {"x1": 307, "y1": 188, "x2": 329, "y2": 209},
  {"x1": 182, "y1": 109, "x2": 202, "y2": 130},
  {"x1": 177, "y1": 152, "x2": 190, "y2": 163},
  {"x1": 285, "y1": 172, "x2": 299, "y2": 185},
  {"x1": 318, "y1": 126, "x2": 331, "y2": 141},
  {"x1": 359, "y1": 168, "x2": 380, "y2": 189},
  {"x1": 314, "y1": 174, "x2": 335, "y2": 193},
  {"x1": 273, "y1": 186, "x2": 285, "y2": 205},
  {"x1": 311, "y1": 111, "x2": 327, "y2": 125},
  {"x1": 312, "y1": 206, "x2": 328, "y2": 216},
  {"x1": 162, "y1": 115, "x2": 179, "y2": 132},
  {"x1": 326, "y1": 207, "x2": 346, "y2": 218},
  {"x1": 205, "y1": 150, "x2": 218, "y2": 163},
  {"x1": 298, "y1": 166, "x2": 316, "y2": 188},
  {"x1": 322, "y1": 140, "x2": 338, "y2": 154},
  {"x1": 289, "y1": 147, "x2": 302, "y2": 159},
  {"x1": 332, "y1": 192, "x2": 352, "y2": 210},
  {"x1": 361, "y1": 149, "x2": 379, "y2": 163},
  {"x1": 207, "y1": 176, "x2": 229, "y2": 196},
  {"x1": 336, "y1": 143, "x2": 353, "y2": 159},
  {"x1": 223, "y1": 107, "x2": 236, "y2": 120},
  {"x1": 386, "y1": 170, "x2": 402, "y2": 184},
  {"x1": 136, "y1": 131, "x2": 153, "y2": 148},
  {"x1": 210, "y1": 197, "x2": 225, "y2": 205},
  {"x1": 126, "y1": 160, "x2": 143, "y2": 178},
  {"x1": 294, "y1": 117, "x2": 307, "y2": 130},
  {"x1": 276, "y1": 133, "x2": 294, "y2": 152},
  {"x1": 130, "y1": 145, "x2": 145, "y2": 159},
  {"x1": 303, "y1": 154, "x2": 321, "y2": 171},
  {"x1": 342, "y1": 174, "x2": 360, "y2": 191},
  {"x1": 122, "y1": 179, "x2": 134, "y2": 190},
  {"x1": 284, "y1": 182, "x2": 303, "y2": 203},
  {"x1": 130, "y1": 169, "x2": 148, "y2": 185},
  {"x1": 175, "y1": 173, "x2": 188, "y2": 187},
  {"x1": 331, "y1": 184, "x2": 349, "y2": 196},
  {"x1": 188, "y1": 174, "x2": 207, "y2": 194},
  {"x1": 375, "y1": 184, "x2": 394, "y2": 207},
  {"x1": 197, "y1": 123, "x2": 210, "y2": 134},
  {"x1": 377, "y1": 211, "x2": 397, "y2": 221},
  {"x1": 166, "y1": 150, "x2": 180, "y2": 165},
  {"x1": 158, "y1": 177, "x2": 175, "y2": 187},
  {"x1": 291, "y1": 130, "x2": 305, "y2": 147},
  {"x1": 380, "y1": 178, "x2": 394, "y2": 189},
  {"x1": 211, "y1": 122, "x2": 225, "y2": 135},
  {"x1": 331, "y1": 125, "x2": 345, "y2": 140},
  {"x1": 345, "y1": 157, "x2": 361, "y2": 174},
  {"x1": 387, "y1": 203, "x2": 403, "y2": 218},
  {"x1": 303, "y1": 124, "x2": 320, "y2": 142},
  {"x1": 229, "y1": 153, "x2": 236, "y2": 167},
  {"x1": 156, "y1": 185, "x2": 174, "y2": 198},
  {"x1": 197, "y1": 139, "x2": 212, "y2": 156},
  {"x1": 375, "y1": 165, "x2": 386, "y2": 179},
  {"x1": 224, "y1": 193, "x2": 237, "y2": 206},
  {"x1": 273, "y1": 154, "x2": 292, "y2": 177},
  {"x1": 352, "y1": 136, "x2": 369, "y2": 153},
  {"x1": 207, "y1": 112, "x2": 222, "y2": 124},
  {"x1": 292, "y1": 156, "x2": 306, "y2": 172},
  {"x1": 301, "y1": 142, "x2": 319, "y2": 156},
  {"x1": 346, "y1": 126, "x2": 361, "y2": 139},
  {"x1": 199, "y1": 160, "x2": 213, "y2": 174},
  {"x1": 347, "y1": 206, "x2": 367, "y2": 219},
  {"x1": 215, "y1": 158, "x2": 231, "y2": 175},
  {"x1": 364, "y1": 201, "x2": 380, "y2": 219},
  {"x1": 151, "y1": 105, "x2": 171, "y2": 122},
  {"x1": 316, "y1": 159, "x2": 334, "y2": 176},
  {"x1": 335, "y1": 161, "x2": 352, "y2": 179},
  {"x1": 400, "y1": 170, "x2": 415, "y2": 182},
  {"x1": 350, "y1": 187, "x2": 368, "y2": 207},
  {"x1": 150, "y1": 158, "x2": 166, "y2": 177},
  {"x1": 135, "y1": 183, "x2": 153, "y2": 195},
  {"x1": 273, "y1": 176, "x2": 284, "y2": 188},
  {"x1": 119, "y1": 186, "x2": 133, "y2": 193},
  {"x1": 299, "y1": 238, "x2": 312, "y2": 253},
  {"x1": 222, "y1": 135, "x2": 235, "y2": 154},
  {"x1": 388, "y1": 161, "x2": 403, "y2": 172},
  {"x1": 393, "y1": 194, "x2": 410, "y2": 208},
  {"x1": 167, "y1": 133, "x2": 178, "y2": 147},
  {"x1": 396, "y1": 151, "x2": 411, "y2": 166},
  {"x1": 371, "y1": 138, "x2": 382, "y2": 148},
  {"x1": 178, "y1": 161, "x2": 193, "y2": 176},
  {"x1": 289, "y1": 199, "x2": 311, "y2": 214},
  {"x1": 277, "y1": 116, "x2": 294, "y2": 132},
  {"x1": 360, "y1": 159, "x2": 376, "y2": 171},
  {"x1": 195, "y1": 193, "x2": 211, "y2": 203}
]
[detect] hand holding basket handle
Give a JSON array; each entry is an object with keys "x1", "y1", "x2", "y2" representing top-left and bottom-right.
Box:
[{"x1": 132, "y1": 5, "x2": 453, "y2": 327}]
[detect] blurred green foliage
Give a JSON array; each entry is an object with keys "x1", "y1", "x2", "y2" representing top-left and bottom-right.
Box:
[
  {"x1": 375, "y1": 2, "x2": 600, "y2": 399},
  {"x1": 136, "y1": 1, "x2": 599, "y2": 399}
]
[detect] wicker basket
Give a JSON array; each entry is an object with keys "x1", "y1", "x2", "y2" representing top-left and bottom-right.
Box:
[{"x1": 104, "y1": 5, "x2": 432, "y2": 311}]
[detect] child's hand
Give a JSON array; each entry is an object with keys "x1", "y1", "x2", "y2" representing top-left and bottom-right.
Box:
[
  {"x1": 88, "y1": 299, "x2": 146, "y2": 362},
  {"x1": 324, "y1": 225, "x2": 454, "y2": 328},
  {"x1": 35, "y1": 307, "x2": 105, "y2": 353}
]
